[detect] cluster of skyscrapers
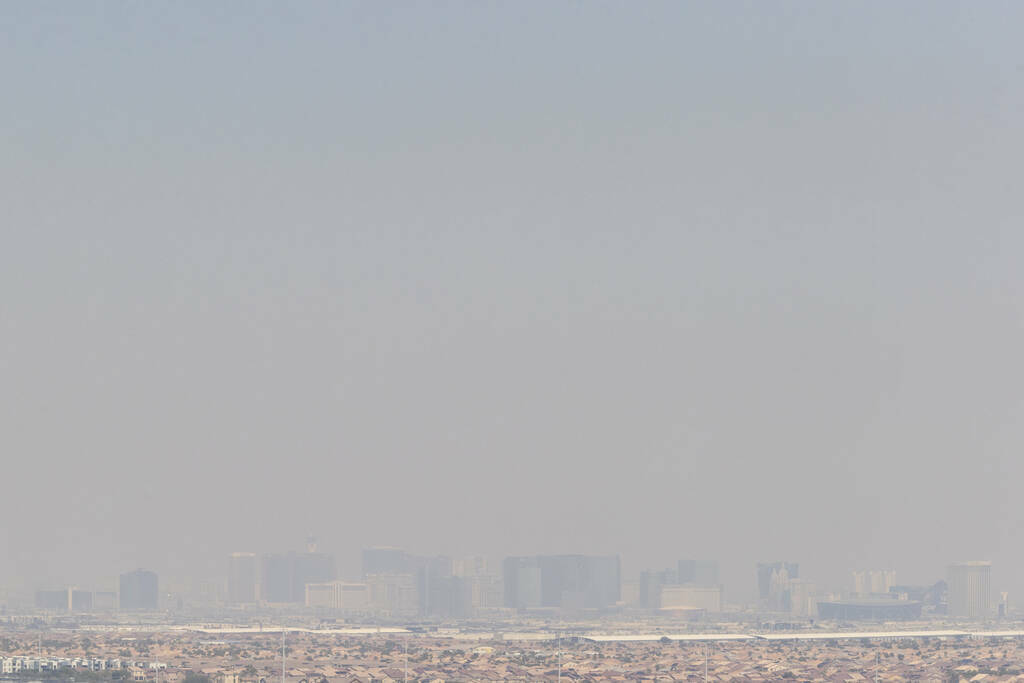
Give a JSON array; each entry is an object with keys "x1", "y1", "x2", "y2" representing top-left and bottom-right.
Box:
[
  {"x1": 228, "y1": 546, "x2": 502, "y2": 618},
  {"x1": 34, "y1": 568, "x2": 158, "y2": 611},
  {"x1": 502, "y1": 555, "x2": 620, "y2": 610},
  {"x1": 219, "y1": 546, "x2": 1002, "y2": 621},
  {"x1": 636, "y1": 560, "x2": 721, "y2": 613},
  {"x1": 751, "y1": 561, "x2": 996, "y2": 621},
  {"x1": 227, "y1": 538, "x2": 336, "y2": 604},
  {"x1": 29, "y1": 545, "x2": 999, "y2": 622}
]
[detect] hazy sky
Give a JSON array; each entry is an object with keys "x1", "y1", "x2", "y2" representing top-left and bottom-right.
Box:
[{"x1": 3, "y1": 1, "x2": 1024, "y2": 601}]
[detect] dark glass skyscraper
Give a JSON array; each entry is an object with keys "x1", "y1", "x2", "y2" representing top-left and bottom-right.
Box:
[
  {"x1": 261, "y1": 552, "x2": 336, "y2": 603},
  {"x1": 292, "y1": 551, "x2": 335, "y2": 602},
  {"x1": 503, "y1": 556, "x2": 542, "y2": 609},
  {"x1": 639, "y1": 568, "x2": 677, "y2": 608},
  {"x1": 362, "y1": 547, "x2": 410, "y2": 576},
  {"x1": 678, "y1": 559, "x2": 719, "y2": 586},
  {"x1": 503, "y1": 554, "x2": 620, "y2": 610},
  {"x1": 228, "y1": 552, "x2": 258, "y2": 604},
  {"x1": 119, "y1": 569, "x2": 158, "y2": 610},
  {"x1": 261, "y1": 553, "x2": 293, "y2": 603}
]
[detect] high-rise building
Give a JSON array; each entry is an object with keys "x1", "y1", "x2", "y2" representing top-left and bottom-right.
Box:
[
  {"x1": 362, "y1": 547, "x2": 410, "y2": 576},
  {"x1": 540, "y1": 555, "x2": 620, "y2": 609},
  {"x1": 35, "y1": 588, "x2": 94, "y2": 612},
  {"x1": 415, "y1": 555, "x2": 454, "y2": 616},
  {"x1": 758, "y1": 561, "x2": 799, "y2": 599},
  {"x1": 35, "y1": 589, "x2": 70, "y2": 611},
  {"x1": 261, "y1": 551, "x2": 336, "y2": 604},
  {"x1": 503, "y1": 555, "x2": 620, "y2": 610},
  {"x1": 70, "y1": 589, "x2": 92, "y2": 611},
  {"x1": 450, "y1": 556, "x2": 501, "y2": 612},
  {"x1": 261, "y1": 553, "x2": 292, "y2": 603},
  {"x1": 503, "y1": 556, "x2": 542, "y2": 609},
  {"x1": 852, "y1": 569, "x2": 895, "y2": 596},
  {"x1": 119, "y1": 569, "x2": 158, "y2": 610},
  {"x1": 292, "y1": 552, "x2": 336, "y2": 603},
  {"x1": 870, "y1": 570, "x2": 896, "y2": 594},
  {"x1": 757, "y1": 561, "x2": 799, "y2": 611},
  {"x1": 678, "y1": 560, "x2": 719, "y2": 586},
  {"x1": 361, "y1": 548, "x2": 462, "y2": 616},
  {"x1": 638, "y1": 569, "x2": 677, "y2": 608},
  {"x1": 788, "y1": 578, "x2": 816, "y2": 617},
  {"x1": 228, "y1": 552, "x2": 258, "y2": 604},
  {"x1": 948, "y1": 561, "x2": 991, "y2": 619}
]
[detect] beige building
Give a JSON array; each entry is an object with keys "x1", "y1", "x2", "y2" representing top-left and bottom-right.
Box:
[
  {"x1": 788, "y1": 578, "x2": 817, "y2": 617},
  {"x1": 660, "y1": 584, "x2": 721, "y2": 612},
  {"x1": 852, "y1": 569, "x2": 895, "y2": 596},
  {"x1": 948, "y1": 561, "x2": 991, "y2": 619},
  {"x1": 305, "y1": 581, "x2": 370, "y2": 610}
]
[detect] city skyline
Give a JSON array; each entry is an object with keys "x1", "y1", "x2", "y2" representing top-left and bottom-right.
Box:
[{"x1": 15, "y1": 540, "x2": 1003, "y2": 621}]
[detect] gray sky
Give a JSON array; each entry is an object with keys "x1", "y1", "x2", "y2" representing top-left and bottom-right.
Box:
[{"x1": 3, "y1": 1, "x2": 1024, "y2": 601}]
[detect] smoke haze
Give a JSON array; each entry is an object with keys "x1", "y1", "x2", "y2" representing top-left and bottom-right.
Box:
[{"x1": 2, "y1": 1, "x2": 1024, "y2": 602}]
